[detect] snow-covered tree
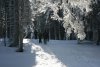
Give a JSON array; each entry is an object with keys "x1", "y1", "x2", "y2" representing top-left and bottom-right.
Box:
[
  {"x1": 16, "y1": 0, "x2": 32, "y2": 52},
  {"x1": 29, "y1": 0, "x2": 92, "y2": 40}
]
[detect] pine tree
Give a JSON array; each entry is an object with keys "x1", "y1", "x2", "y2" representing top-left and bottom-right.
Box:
[{"x1": 88, "y1": 0, "x2": 100, "y2": 45}]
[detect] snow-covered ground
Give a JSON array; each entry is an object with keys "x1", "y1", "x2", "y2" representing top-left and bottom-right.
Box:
[{"x1": 0, "y1": 39, "x2": 100, "y2": 67}]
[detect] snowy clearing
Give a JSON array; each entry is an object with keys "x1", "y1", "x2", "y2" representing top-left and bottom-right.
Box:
[{"x1": 0, "y1": 39, "x2": 100, "y2": 67}]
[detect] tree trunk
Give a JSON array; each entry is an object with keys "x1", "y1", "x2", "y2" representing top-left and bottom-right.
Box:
[
  {"x1": 16, "y1": 0, "x2": 24, "y2": 52},
  {"x1": 16, "y1": 30, "x2": 23, "y2": 52},
  {"x1": 16, "y1": 22, "x2": 23, "y2": 52},
  {"x1": 96, "y1": 29, "x2": 100, "y2": 45},
  {"x1": 54, "y1": 26, "x2": 57, "y2": 40}
]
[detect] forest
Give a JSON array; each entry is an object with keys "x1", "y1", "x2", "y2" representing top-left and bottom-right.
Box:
[
  {"x1": 0, "y1": 0, "x2": 100, "y2": 51},
  {"x1": 0, "y1": 0, "x2": 100, "y2": 67}
]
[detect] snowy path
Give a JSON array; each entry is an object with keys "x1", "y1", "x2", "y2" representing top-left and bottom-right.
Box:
[
  {"x1": 30, "y1": 40, "x2": 100, "y2": 67},
  {"x1": 31, "y1": 42, "x2": 66, "y2": 67},
  {"x1": 0, "y1": 39, "x2": 100, "y2": 67}
]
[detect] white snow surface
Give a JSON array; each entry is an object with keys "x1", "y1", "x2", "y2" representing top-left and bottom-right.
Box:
[{"x1": 0, "y1": 39, "x2": 100, "y2": 67}]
